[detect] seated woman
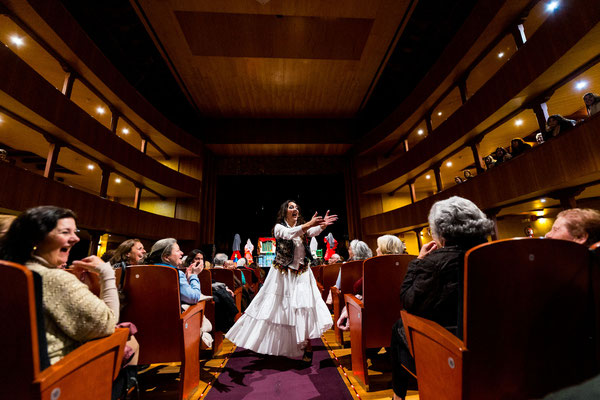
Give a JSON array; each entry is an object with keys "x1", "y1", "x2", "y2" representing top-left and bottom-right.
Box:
[
  {"x1": 144, "y1": 238, "x2": 202, "y2": 305},
  {"x1": 0, "y1": 206, "x2": 118, "y2": 365},
  {"x1": 327, "y1": 239, "x2": 372, "y2": 305},
  {"x1": 109, "y1": 238, "x2": 146, "y2": 268},
  {"x1": 391, "y1": 196, "x2": 494, "y2": 400},
  {"x1": 546, "y1": 208, "x2": 600, "y2": 246},
  {"x1": 583, "y1": 92, "x2": 600, "y2": 117},
  {"x1": 544, "y1": 114, "x2": 576, "y2": 140},
  {"x1": 509, "y1": 137, "x2": 532, "y2": 157},
  {"x1": 493, "y1": 146, "x2": 512, "y2": 165},
  {"x1": 337, "y1": 235, "x2": 405, "y2": 331}
]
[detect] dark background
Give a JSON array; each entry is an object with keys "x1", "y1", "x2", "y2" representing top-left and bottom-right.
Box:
[{"x1": 214, "y1": 174, "x2": 349, "y2": 260}]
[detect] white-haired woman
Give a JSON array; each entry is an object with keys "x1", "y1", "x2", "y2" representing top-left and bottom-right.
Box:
[{"x1": 391, "y1": 196, "x2": 494, "y2": 400}]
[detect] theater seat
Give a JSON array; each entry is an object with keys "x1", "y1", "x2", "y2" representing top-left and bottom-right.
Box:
[{"x1": 0, "y1": 260, "x2": 128, "y2": 400}]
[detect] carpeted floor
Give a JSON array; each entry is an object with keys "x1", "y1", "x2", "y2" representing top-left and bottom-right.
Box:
[{"x1": 205, "y1": 338, "x2": 354, "y2": 399}]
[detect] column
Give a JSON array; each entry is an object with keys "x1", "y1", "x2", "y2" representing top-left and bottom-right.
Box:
[{"x1": 44, "y1": 142, "x2": 61, "y2": 180}]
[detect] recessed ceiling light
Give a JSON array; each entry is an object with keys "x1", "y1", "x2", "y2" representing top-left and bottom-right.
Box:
[
  {"x1": 540, "y1": 198, "x2": 546, "y2": 203},
  {"x1": 425, "y1": 174, "x2": 431, "y2": 179},
  {"x1": 498, "y1": 52, "x2": 505, "y2": 58},
  {"x1": 417, "y1": 129, "x2": 424, "y2": 135},
  {"x1": 96, "y1": 106, "x2": 105, "y2": 115},
  {"x1": 546, "y1": 1, "x2": 559, "y2": 12},
  {"x1": 446, "y1": 161, "x2": 453, "y2": 167},
  {"x1": 122, "y1": 127, "x2": 129, "y2": 134},
  {"x1": 10, "y1": 35, "x2": 24, "y2": 47},
  {"x1": 115, "y1": 177, "x2": 121, "y2": 183},
  {"x1": 575, "y1": 81, "x2": 588, "y2": 90},
  {"x1": 515, "y1": 119, "x2": 523, "y2": 126},
  {"x1": 87, "y1": 164, "x2": 94, "y2": 170},
  {"x1": 437, "y1": 112, "x2": 442, "y2": 116}
]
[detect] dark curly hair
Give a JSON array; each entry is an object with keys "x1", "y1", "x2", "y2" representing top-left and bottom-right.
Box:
[
  {"x1": 273, "y1": 200, "x2": 306, "y2": 232},
  {"x1": 0, "y1": 206, "x2": 77, "y2": 264},
  {"x1": 183, "y1": 249, "x2": 205, "y2": 268}
]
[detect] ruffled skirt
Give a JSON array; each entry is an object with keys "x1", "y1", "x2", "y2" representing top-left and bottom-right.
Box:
[{"x1": 225, "y1": 266, "x2": 333, "y2": 358}]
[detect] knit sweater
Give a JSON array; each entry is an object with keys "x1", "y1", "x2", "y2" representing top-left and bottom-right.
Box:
[{"x1": 26, "y1": 257, "x2": 118, "y2": 364}]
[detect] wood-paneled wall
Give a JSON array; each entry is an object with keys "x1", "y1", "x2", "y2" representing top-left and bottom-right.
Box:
[
  {"x1": 0, "y1": 162, "x2": 199, "y2": 240},
  {"x1": 362, "y1": 116, "x2": 600, "y2": 235},
  {"x1": 0, "y1": 44, "x2": 201, "y2": 197}
]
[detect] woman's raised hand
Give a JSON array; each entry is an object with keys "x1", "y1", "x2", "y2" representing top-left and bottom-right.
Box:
[
  {"x1": 308, "y1": 211, "x2": 324, "y2": 227},
  {"x1": 72, "y1": 255, "x2": 111, "y2": 274},
  {"x1": 320, "y1": 210, "x2": 338, "y2": 228}
]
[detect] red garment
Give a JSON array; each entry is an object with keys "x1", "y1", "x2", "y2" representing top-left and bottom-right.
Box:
[
  {"x1": 324, "y1": 237, "x2": 337, "y2": 261},
  {"x1": 231, "y1": 251, "x2": 242, "y2": 262}
]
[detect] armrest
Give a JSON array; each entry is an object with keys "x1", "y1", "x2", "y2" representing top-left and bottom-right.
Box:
[
  {"x1": 344, "y1": 294, "x2": 364, "y2": 310},
  {"x1": 37, "y1": 327, "x2": 129, "y2": 388},
  {"x1": 400, "y1": 310, "x2": 466, "y2": 358},
  {"x1": 181, "y1": 301, "x2": 205, "y2": 322}
]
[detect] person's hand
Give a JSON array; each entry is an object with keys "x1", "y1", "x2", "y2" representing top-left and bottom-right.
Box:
[
  {"x1": 307, "y1": 211, "x2": 324, "y2": 228},
  {"x1": 190, "y1": 261, "x2": 203, "y2": 275},
  {"x1": 418, "y1": 241, "x2": 438, "y2": 259},
  {"x1": 320, "y1": 210, "x2": 338, "y2": 229},
  {"x1": 72, "y1": 255, "x2": 110, "y2": 274},
  {"x1": 226, "y1": 287, "x2": 235, "y2": 297}
]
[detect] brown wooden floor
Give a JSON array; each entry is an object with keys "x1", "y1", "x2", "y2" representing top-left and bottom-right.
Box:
[{"x1": 135, "y1": 328, "x2": 420, "y2": 399}]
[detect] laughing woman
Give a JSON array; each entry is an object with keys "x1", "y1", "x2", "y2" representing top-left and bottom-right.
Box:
[
  {"x1": 226, "y1": 200, "x2": 337, "y2": 362},
  {"x1": 0, "y1": 206, "x2": 118, "y2": 365}
]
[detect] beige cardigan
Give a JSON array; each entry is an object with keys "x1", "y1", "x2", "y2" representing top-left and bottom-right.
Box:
[{"x1": 26, "y1": 257, "x2": 118, "y2": 364}]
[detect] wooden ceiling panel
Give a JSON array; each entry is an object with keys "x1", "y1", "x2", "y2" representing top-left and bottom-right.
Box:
[
  {"x1": 134, "y1": 0, "x2": 413, "y2": 118},
  {"x1": 176, "y1": 12, "x2": 373, "y2": 60}
]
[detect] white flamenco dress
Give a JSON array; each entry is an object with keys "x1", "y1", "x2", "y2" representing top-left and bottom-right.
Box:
[{"x1": 225, "y1": 223, "x2": 333, "y2": 358}]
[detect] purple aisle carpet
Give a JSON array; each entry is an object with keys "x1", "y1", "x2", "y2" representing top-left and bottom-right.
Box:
[{"x1": 205, "y1": 338, "x2": 354, "y2": 400}]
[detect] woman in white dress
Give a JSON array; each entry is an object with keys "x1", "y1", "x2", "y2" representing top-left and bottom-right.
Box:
[{"x1": 226, "y1": 200, "x2": 337, "y2": 362}]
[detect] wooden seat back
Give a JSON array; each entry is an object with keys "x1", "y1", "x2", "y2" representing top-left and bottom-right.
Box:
[
  {"x1": 0, "y1": 260, "x2": 127, "y2": 400},
  {"x1": 118, "y1": 265, "x2": 204, "y2": 399},
  {"x1": 332, "y1": 260, "x2": 363, "y2": 345},
  {"x1": 198, "y1": 269, "x2": 223, "y2": 354},
  {"x1": 211, "y1": 268, "x2": 243, "y2": 316},
  {"x1": 362, "y1": 254, "x2": 415, "y2": 348},
  {"x1": 321, "y1": 263, "x2": 341, "y2": 302},
  {"x1": 403, "y1": 238, "x2": 599, "y2": 400},
  {"x1": 311, "y1": 265, "x2": 323, "y2": 286},
  {"x1": 464, "y1": 238, "x2": 597, "y2": 399}
]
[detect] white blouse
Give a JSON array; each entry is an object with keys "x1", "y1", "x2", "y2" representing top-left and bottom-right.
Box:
[{"x1": 274, "y1": 222, "x2": 323, "y2": 270}]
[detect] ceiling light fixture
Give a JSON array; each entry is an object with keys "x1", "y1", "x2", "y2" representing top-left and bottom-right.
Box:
[
  {"x1": 437, "y1": 112, "x2": 442, "y2": 116},
  {"x1": 115, "y1": 177, "x2": 121, "y2": 183},
  {"x1": 498, "y1": 52, "x2": 505, "y2": 58},
  {"x1": 515, "y1": 119, "x2": 523, "y2": 126},
  {"x1": 546, "y1": 1, "x2": 559, "y2": 12},
  {"x1": 575, "y1": 81, "x2": 588, "y2": 90},
  {"x1": 10, "y1": 35, "x2": 24, "y2": 47},
  {"x1": 87, "y1": 164, "x2": 94, "y2": 170},
  {"x1": 540, "y1": 198, "x2": 546, "y2": 203},
  {"x1": 446, "y1": 161, "x2": 453, "y2": 167},
  {"x1": 425, "y1": 175, "x2": 431, "y2": 179},
  {"x1": 96, "y1": 106, "x2": 105, "y2": 115},
  {"x1": 122, "y1": 127, "x2": 129, "y2": 134},
  {"x1": 417, "y1": 129, "x2": 424, "y2": 135}
]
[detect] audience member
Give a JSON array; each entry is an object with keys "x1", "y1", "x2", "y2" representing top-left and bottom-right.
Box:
[
  {"x1": 0, "y1": 206, "x2": 118, "y2": 365},
  {"x1": 109, "y1": 239, "x2": 146, "y2": 268},
  {"x1": 328, "y1": 253, "x2": 342, "y2": 264},
  {"x1": 463, "y1": 170, "x2": 473, "y2": 180},
  {"x1": 509, "y1": 138, "x2": 532, "y2": 157},
  {"x1": 145, "y1": 238, "x2": 202, "y2": 305},
  {"x1": 391, "y1": 197, "x2": 494, "y2": 400},
  {"x1": 546, "y1": 208, "x2": 600, "y2": 246},
  {"x1": 484, "y1": 155, "x2": 496, "y2": 169},
  {"x1": 101, "y1": 249, "x2": 115, "y2": 263},
  {"x1": 544, "y1": 114, "x2": 576, "y2": 140},
  {"x1": 454, "y1": 176, "x2": 463, "y2": 184},
  {"x1": 334, "y1": 239, "x2": 372, "y2": 289},
  {"x1": 493, "y1": 147, "x2": 512, "y2": 165},
  {"x1": 213, "y1": 253, "x2": 228, "y2": 268},
  {"x1": 583, "y1": 92, "x2": 600, "y2": 117}
]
